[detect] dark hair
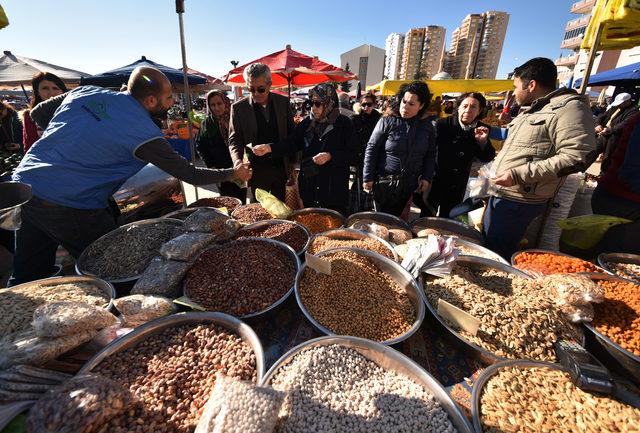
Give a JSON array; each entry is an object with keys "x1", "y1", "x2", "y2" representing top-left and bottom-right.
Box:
[
  {"x1": 361, "y1": 91, "x2": 377, "y2": 104},
  {"x1": 30, "y1": 72, "x2": 68, "y2": 108},
  {"x1": 1, "y1": 101, "x2": 16, "y2": 116},
  {"x1": 512, "y1": 57, "x2": 557, "y2": 90},
  {"x1": 389, "y1": 81, "x2": 431, "y2": 118},
  {"x1": 456, "y1": 92, "x2": 488, "y2": 119}
]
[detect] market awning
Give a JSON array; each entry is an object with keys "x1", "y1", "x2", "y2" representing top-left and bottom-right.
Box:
[
  {"x1": 80, "y1": 56, "x2": 206, "y2": 88},
  {"x1": 0, "y1": 50, "x2": 90, "y2": 89},
  {"x1": 573, "y1": 61, "x2": 640, "y2": 88},
  {"x1": 367, "y1": 79, "x2": 514, "y2": 96}
]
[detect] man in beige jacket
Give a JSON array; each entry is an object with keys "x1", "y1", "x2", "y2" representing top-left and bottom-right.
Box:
[{"x1": 484, "y1": 58, "x2": 596, "y2": 259}]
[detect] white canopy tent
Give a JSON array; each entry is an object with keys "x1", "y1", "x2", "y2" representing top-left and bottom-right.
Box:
[{"x1": 0, "y1": 50, "x2": 89, "y2": 89}]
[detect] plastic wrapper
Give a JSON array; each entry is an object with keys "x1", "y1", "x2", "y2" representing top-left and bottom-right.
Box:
[
  {"x1": 160, "y1": 232, "x2": 216, "y2": 262},
  {"x1": 27, "y1": 374, "x2": 135, "y2": 433},
  {"x1": 87, "y1": 321, "x2": 134, "y2": 351},
  {"x1": 559, "y1": 214, "x2": 632, "y2": 250},
  {"x1": 0, "y1": 329, "x2": 98, "y2": 369},
  {"x1": 538, "y1": 274, "x2": 605, "y2": 304},
  {"x1": 559, "y1": 302, "x2": 595, "y2": 323},
  {"x1": 255, "y1": 188, "x2": 292, "y2": 219},
  {"x1": 113, "y1": 295, "x2": 177, "y2": 327},
  {"x1": 32, "y1": 301, "x2": 117, "y2": 338},
  {"x1": 184, "y1": 208, "x2": 231, "y2": 233},
  {"x1": 468, "y1": 163, "x2": 498, "y2": 198},
  {"x1": 350, "y1": 222, "x2": 390, "y2": 240},
  {"x1": 195, "y1": 375, "x2": 285, "y2": 433},
  {"x1": 131, "y1": 257, "x2": 191, "y2": 298}
]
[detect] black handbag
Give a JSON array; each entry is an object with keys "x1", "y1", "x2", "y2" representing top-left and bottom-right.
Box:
[{"x1": 373, "y1": 122, "x2": 418, "y2": 205}]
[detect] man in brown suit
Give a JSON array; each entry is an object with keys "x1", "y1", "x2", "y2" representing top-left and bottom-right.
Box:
[{"x1": 228, "y1": 63, "x2": 295, "y2": 201}]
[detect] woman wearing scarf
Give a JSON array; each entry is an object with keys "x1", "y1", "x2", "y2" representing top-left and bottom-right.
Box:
[
  {"x1": 252, "y1": 84, "x2": 356, "y2": 215},
  {"x1": 423, "y1": 92, "x2": 494, "y2": 218},
  {"x1": 195, "y1": 90, "x2": 246, "y2": 201}
]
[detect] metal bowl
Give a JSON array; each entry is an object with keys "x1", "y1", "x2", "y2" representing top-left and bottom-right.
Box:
[
  {"x1": 75, "y1": 218, "x2": 184, "y2": 283},
  {"x1": 580, "y1": 272, "x2": 640, "y2": 383},
  {"x1": 294, "y1": 247, "x2": 425, "y2": 345},
  {"x1": 471, "y1": 360, "x2": 570, "y2": 433},
  {"x1": 347, "y1": 211, "x2": 412, "y2": 232},
  {"x1": 7, "y1": 275, "x2": 116, "y2": 311},
  {"x1": 187, "y1": 196, "x2": 242, "y2": 212},
  {"x1": 309, "y1": 228, "x2": 398, "y2": 261},
  {"x1": 183, "y1": 237, "x2": 301, "y2": 319},
  {"x1": 260, "y1": 335, "x2": 474, "y2": 433},
  {"x1": 454, "y1": 239, "x2": 508, "y2": 265},
  {"x1": 289, "y1": 207, "x2": 346, "y2": 233},
  {"x1": 410, "y1": 216, "x2": 484, "y2": 245},
  {"x1": 0, "y1": 181, "x2": 32, "y2": 230},
  {"x1": 511, "y1": 249, "x2": 605, "y2": 275},
  {"x1": 79, "y1": 312, "x2": 265, "y2": 380},
  {"x1": 597, "y1": 252, "x2": 640, "y2": 284},
  {"x1": 422, "y1": 256, "x2": 532, "y2": 364},
  {"x1": 238, "y1": 219, "x2": 311, "y2": 256}
]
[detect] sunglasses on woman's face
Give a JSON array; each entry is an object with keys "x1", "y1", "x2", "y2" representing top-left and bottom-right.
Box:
[
  {"x1": 248, "y1": 87, "x2": 267, "y2": 94},
  {"x1": 361, "y1": 102, "x2": 373, "y2": 108}
]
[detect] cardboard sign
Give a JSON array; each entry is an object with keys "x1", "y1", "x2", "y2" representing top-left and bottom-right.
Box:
[
  {"x1": 174, "y1": 296, "x2": 207, "y2": 312},
  {"x1": 305, "y1": 252, "x2": 332, "y2": 275},
  {"x1": 437, "y1": 298, "x2": 480, "y2": 336}
]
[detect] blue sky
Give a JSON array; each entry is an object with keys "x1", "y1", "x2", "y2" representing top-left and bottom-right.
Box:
[{"x1": 2, "y1": 0, "x2": 576, "y2": 81}]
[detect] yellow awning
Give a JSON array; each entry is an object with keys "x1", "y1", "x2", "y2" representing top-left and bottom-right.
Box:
[
  {"x1": 366, "y1": 79, "x2": 514, "y2": 96},
  {"x1": 581, "y1": 0, "x2": 640, "y2": 50}
]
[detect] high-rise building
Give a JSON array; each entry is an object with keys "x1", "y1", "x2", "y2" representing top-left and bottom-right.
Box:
[
  {"x1": 384, "y1": 33, "x2": 404, "y2": 80},
  {"x1": 340, "y1": 44, "x2": 386, "y2": 89},
  {"x1": 444, "y1": 11, "x2": 509, "y2": 79},
  {"x1": 421, "y1": 26, "x2": 447, "y2": 79},
  {"x1": 400, "y1": 28, "x2": 427, "y2": 80}
]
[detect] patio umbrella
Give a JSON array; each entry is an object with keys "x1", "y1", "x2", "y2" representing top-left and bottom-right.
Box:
[
  {"x1": 186, "y1": 68, "x2": 231, "y2": 91},
  {"x1": 79, "y1": 56, "x2": 206, "y2": 89},
  {"x1": 0, "y1": 50, "x2": 89, "y2": 90},
  {"x1": 224, "y1": 45, "x2": 357, "y2": 97}
]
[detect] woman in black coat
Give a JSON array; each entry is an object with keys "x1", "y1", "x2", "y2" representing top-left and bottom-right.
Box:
[
  {"x1": 362, "y1": 81, "x2": 437, "y2": 217},
  {"x1": 252, "y1": 84, "x2": 356, "y2": 215},
  {"x1": 423, "y1": 92, "x2": 494, "y2": 218}
]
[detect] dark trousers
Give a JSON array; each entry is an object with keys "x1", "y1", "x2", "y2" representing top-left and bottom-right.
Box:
[
  {"x1": 249, "y1": 164, "x2": 287, "y2": 202},
  {"x1": 591, "y1": 186, "x2": 640, "y2": 255},
  {"x1": 218, "y1": 181, "x2": 247, "y2": 204},
  {"x1": 9, "y1": 197, "x2": 117, "y2": 286},
  {"x1": 483, "y1": 196, "x2": 547, "y2": 261}
]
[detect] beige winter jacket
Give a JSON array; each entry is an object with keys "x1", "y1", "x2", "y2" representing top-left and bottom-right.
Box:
[{"x1": 491, "y1": 88, "x2": 596, "y2": 203}]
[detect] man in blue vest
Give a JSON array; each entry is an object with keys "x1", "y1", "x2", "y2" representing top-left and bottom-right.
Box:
[{"x1": 10, "y1": 66, "x2": 252, "y2": 285}]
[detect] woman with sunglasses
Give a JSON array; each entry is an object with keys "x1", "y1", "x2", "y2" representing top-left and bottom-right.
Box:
[
  {"x1": 252, "y1": 84, "x2": 356, "y2": 215},
  {"x1": 362, "y1": 81, "x2": 437, "y2": 217},
  {"x1": 23, "y1": 72, "x2": 67, "y2": 153},
  {"x1": 196, "y1": 90, "x2": 246, "y2": 202},
  {"x1": 352, "y1": 92, "x2": 381, "y2": 174}
]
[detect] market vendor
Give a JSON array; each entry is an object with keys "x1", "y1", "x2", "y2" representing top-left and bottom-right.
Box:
[{"x1": 9, "y1": 66, "x2": 252, "y2": 286}]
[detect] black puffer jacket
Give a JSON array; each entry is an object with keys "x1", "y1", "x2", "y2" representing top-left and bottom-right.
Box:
[{"x1": 362, "y1": 114, "x2": 437, "y2": 188}]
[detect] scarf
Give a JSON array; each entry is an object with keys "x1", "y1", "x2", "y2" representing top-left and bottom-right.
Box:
[
  {"x1": 458, "y1": 111, "x2": 478, "y2": 131},
  {"x1": 306, "y1": 84, "x2": 340, "y2": 141},
  {"x1": 205, "y1": 90, "x2": 231, "y2": 145}
]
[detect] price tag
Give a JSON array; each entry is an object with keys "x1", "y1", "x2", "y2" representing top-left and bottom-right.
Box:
[
  {"x1": 437, "y1": 299, "x2": 480, "y2": 336},
  {"x1": 305, "y1": 252, "x2": 332, "y2": 275},
  {"x1": 245, "y1": 142, "x2": 254, "y2": 150},
  {"x1": 174, "y1": 296, "x2": 207, "y2": 311}
]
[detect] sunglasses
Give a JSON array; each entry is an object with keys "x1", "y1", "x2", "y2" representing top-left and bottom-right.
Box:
[
  {"x1": 361, "y1": 102, "x2": 373, "y2": 108},
  {"x1": 309, "y1": 100, "x2": 323, "y2": 108},
  {"x1": 248, "y1": 87, "x2": 267, "y2": 94}
]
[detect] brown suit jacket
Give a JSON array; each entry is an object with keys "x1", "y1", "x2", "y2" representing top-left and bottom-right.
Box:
[{"x1": 228, "y1": 92, "x2": 294, "y2": 167}]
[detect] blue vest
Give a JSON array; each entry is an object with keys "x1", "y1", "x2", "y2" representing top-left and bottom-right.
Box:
[{"x1": 13, "y1": 86, "x2": 163, "y2": 209}]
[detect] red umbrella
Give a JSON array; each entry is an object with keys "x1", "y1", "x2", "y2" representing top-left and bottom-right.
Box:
[{"x1": 224, "y1": 45, "x2": 356, "y2": 95}]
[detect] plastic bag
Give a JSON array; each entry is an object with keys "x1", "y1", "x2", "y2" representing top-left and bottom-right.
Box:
[
  {"x1": 32, "y1": 301, "x2": 117, "y2": 338},
  {"x1": 160, "y1": 232, "x2": 216, "y2": 261},
  {"x1": 558, "y1": 214, "x2": 632, "y2": 250},
  {"x1": 559, "y1": 302, "x2": 595, "y2": 323},
  {"x1": 468, "y1": 163, "x2": 498, "y2": 199},
  {"x1": 350, "y1": 221, "x2": 389, "y2": 240},
  {"x1": 113, "y1": 295, "x2": 177, "y2": 327},
  {"x1": 195, "y1": 375, "x2": 285, "y2": 433},
  {"x1": 255, "y1": 188, "x2": 292, "y2": 219},
  {"x1": 27, "y1": 374, "x2": 135, "y2": 433},
  {"x1": 184, "y1": 208, "x2": 230, "y2": 233},
  {"x1": 538, "y1": 274, "x2": 605, "y2": 305},
  {"x1": 131, "y1": 257, "x2": 191, "y2": 298}
]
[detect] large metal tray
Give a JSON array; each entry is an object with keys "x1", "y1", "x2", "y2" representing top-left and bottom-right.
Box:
[
  {"x1": 511, "y1": 248, "x2": 604, "y2": 276},
  {"x1": 453, "y1": 238, "x2": 508, "y2": 265},
  {"x1": 161, "y1": 206, "x2": 219, "y2": 220},
  {"x1": 580, "y1": 272, "x2": 640, "y2": 383},
  {"x1": 308, "y1": 228, "x2": 398, "y2": 261},
  {"x1": 294, "y1": 247, "x2": 425, "y2": 345},
  {"x1": 347, "y1": 211, "x2": 412, "y2": 232},
  {"x1": 471, "y1": 360, "x2": 570, "y2": 433},
  {"x1": 0, "y1": 181, "x2": 32, "y2": 231},
  {"x1": 238, "y1": 219, "x2": 311, "y2": 256},
  {"x1": 260, "y1": 335, "x2": 474, "y2": 433},
  {"x1": 422, "y1": 256, "x2": 533, "y2": 365},
  {"x1": 289, "y1": 207, "x2": 347, "y2": 233},
  {"x1": 79, "y1": 312, "x2": 265, "y2": 380},
  {"x1": 410, "y1": 216, "x2": 484, "y2": 245},
  {"x1": 598, "y1": 252, "x2": 640, "y2": 284},
  {"x1": 183, "y1": 237, "x2": 301, "y2": 319},
  {"x1": 75, "y1": 217, "x2": 184, "y2": 283}
]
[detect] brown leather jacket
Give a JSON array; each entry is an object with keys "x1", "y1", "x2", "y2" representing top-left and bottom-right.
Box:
[{"x1": 492, "y1": 88, "x2": 596, "y2": 203}]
